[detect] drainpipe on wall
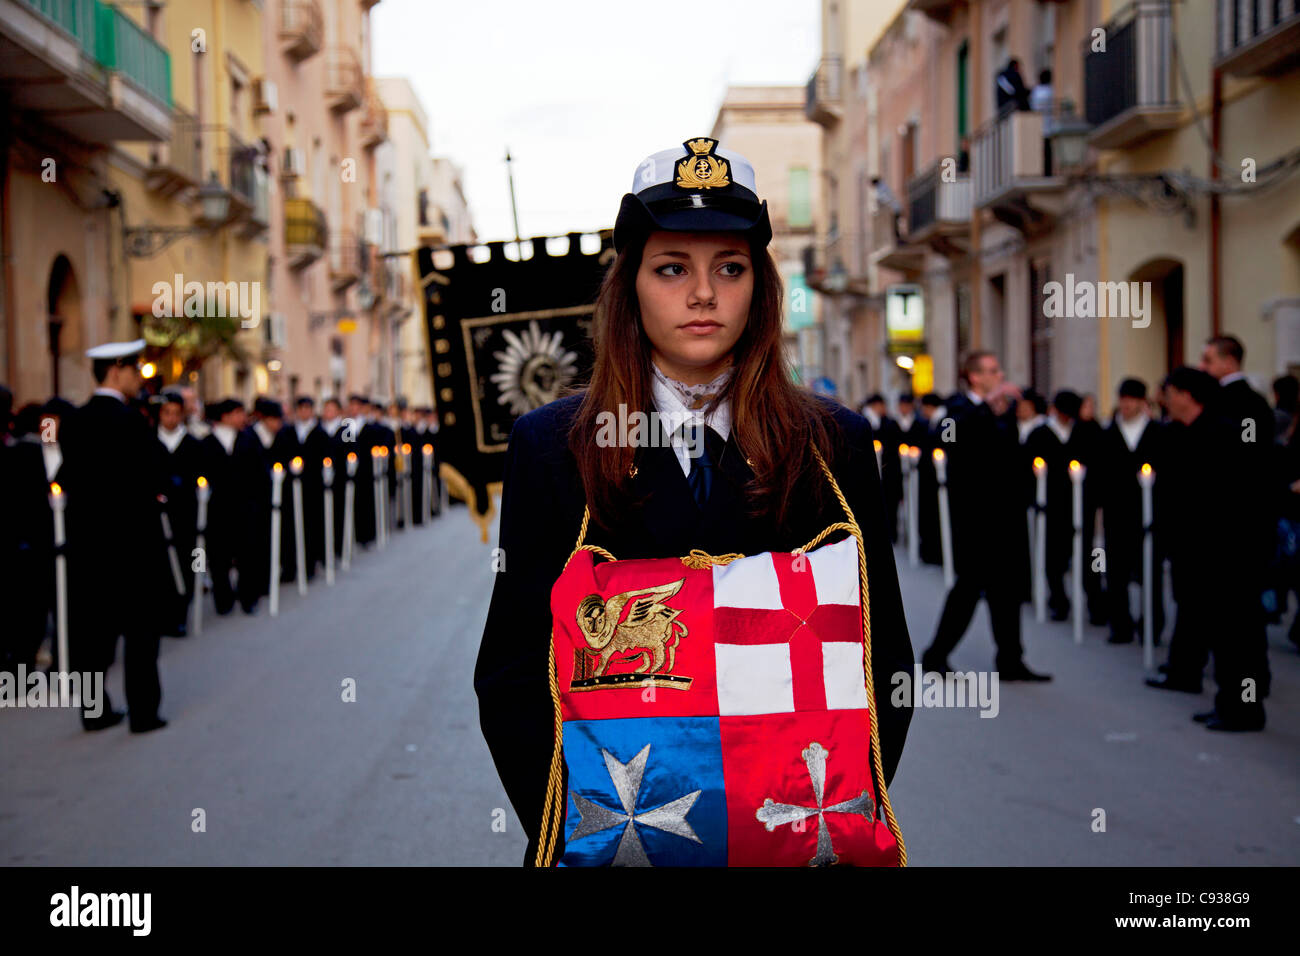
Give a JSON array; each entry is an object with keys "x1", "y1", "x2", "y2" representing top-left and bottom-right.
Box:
[
  {"x1": 1, "y1": 138, "x2": 15, "y2": 391},
  {"x1": 1209, "y1": 66, "x2": 1222, "y2": 338}
]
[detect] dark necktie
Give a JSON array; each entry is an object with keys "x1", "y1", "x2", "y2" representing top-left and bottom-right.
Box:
[{"x1": 683, "y1": 423, "x2": 725, "y2": 509}]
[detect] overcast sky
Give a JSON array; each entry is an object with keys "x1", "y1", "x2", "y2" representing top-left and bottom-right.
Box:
[{"x1": 371, "y1": 0, "x2": 818, "y2": 243}]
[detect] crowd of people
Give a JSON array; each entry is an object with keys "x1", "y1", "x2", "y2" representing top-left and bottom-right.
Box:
[
  {"x1": 0, "y1": 338, "x2": 445, "y2": 734},
  {"x1": 863, "y1": 335, "x2": 1295, "y2": 732}
]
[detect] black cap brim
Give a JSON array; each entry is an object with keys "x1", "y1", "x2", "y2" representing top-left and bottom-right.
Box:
[{"x1": 614, "y1": 192, "x2": 772, "y2": 253}]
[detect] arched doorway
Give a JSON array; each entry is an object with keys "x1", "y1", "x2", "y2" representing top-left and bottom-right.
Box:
[
  {"x1": 47, "y1": 254, "x2": 86, "y2": 399},
  {"x1": 1129, "y1": 257, "x2": 1184, "y2": 382}
]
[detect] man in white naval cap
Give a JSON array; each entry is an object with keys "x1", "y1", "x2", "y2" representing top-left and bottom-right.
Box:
[{"x1": 58, "y1": 338, "x2": 168, "y2": 732}]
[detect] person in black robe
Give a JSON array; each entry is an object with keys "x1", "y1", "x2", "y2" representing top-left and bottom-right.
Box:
[
  {"x1": 248, "y1": 398, "x2": 290, "y2": 588},
  {"x1": 400, "y1": 404, "x2": 427, "y2": 526},
  {"x1": 1097, "y1": 379, "x2": 1166, "y2": 645},
  {"x1": 59, "y1": 340, "x2": 167, "y2": 732},
  {"x1": 320, "y1": 398, "x2": 350, "y2": 555},
  {"x1": 916, "y1": 393, "x2": 944, "y2": 565},
  {"x1": 2, "y1": 403, "x2": 62, "y2": 673},
  {"x1": 1024, "y1": 390, "x2": 1082, "y2": 621},
  {"x1": 287, "y1": 396, "x2": 329, "y2": 578},
  {"x1": 1147, "y1": 367, "x2": 1265, "y2": 731},
  {"x1": 199, "y1": 400, "x2": 252, "y2": 614},
  {"x1": 862, "y1": 394, "x2": 903, "y2": 543},
  {"x1": 156, "y1": 391, "x2": 203, "y2": 636}
]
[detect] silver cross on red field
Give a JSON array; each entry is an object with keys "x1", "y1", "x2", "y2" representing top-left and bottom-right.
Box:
[{"x1": 755, "y1": 741, "x2": 875, "y2": 866}]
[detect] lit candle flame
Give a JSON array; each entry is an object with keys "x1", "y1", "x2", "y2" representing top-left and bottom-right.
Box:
[
  {"x1": 1069, "y1": 460, "x2": 1081, "y2": 473},
  {"x1": 323, "y1": 457, "x2": 332, "y2": 468},
  {"x1": 933, "y1": 448, "x2": 945, "y2": 461},
  {"x1": 347, "y1": 452, "x2": 357, "y2": 463},
  {"x1": 897, "y1": 443, "x2": 909, "y2": 457},
  {"x1": 273, "y1": 462, "x2": 283, "y2": 473},
  {"x1": 1140, "y1": 463, "x2": 1152, "y2": 477},
  {"x1": 291, "y1": 456, "x2": 304, "y2": 472},
  {"x1": 402, "y1": 443, "x2": 411, "y2": 455},
  {"x1": 873, "y1": 439, "x2": 882, "y2": 453},
  {"x1": 371, "y1": 446, "x2": 380, "y2": 457},
  {"x1": 422, "y1": 444, "x2": 433, "y2": 455},
  {"x1": 50, "y1": 482, "x2": 62, "y2": 496},
  {"x1": 1033, "y1": 456, "x2": 1046, "y2": 470},
  {"x1": 197, "y1": 476, "x2": 208, "y2": 488},
  {"x1": 909, "y1": 446, "x2": 921, "y2": 458}
]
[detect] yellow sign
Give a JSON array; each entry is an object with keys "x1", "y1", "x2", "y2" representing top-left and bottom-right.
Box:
[{"x1": 911, "y1": 354, "x2": 933, "y2": 396}]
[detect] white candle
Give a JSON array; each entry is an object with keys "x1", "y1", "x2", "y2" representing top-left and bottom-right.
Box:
[
  {"x1": 193, "y1": 476, "x2": 209, "y2": 635},
  {"x1": 291, "y1": 456, "x2": 307, "y2": 596},
  {"x1": 401, "y1": 443, "x2": 414, "y2": 529},
  {"x1": 422, "y1": 444, "x2": 434, "y2": 523},
  {"x1": 322, "y1": 457, "x2": 335, "y2": 586},
  {"x1": 1033, "y1": 457, "x2": 1047, "y2": 623},
  {"x1": 270, "y1": 462, "x2": 284, "y2": 617},
  {"x1": 1139, "y1": 463, "x2": 1156, "y2": 671},
  {"x1": 49, "y1": 483, "x2": 69, "y2": 705},
  {"x1": 907, "y1": 446, "x2": 920, "y2": 568},
  {"x1": 933, "y1": 448, "x2": 953, "y2": 588},
  {"x1": 343, "y1": 453, "x2": 357, "y2": 571},
  {"x1": 1069, "y1": 459, "x2": 1085, "y2": 644}
]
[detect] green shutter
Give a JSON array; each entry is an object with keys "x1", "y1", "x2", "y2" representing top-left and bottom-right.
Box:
[{"x1": 788, "y1": 166, "x2": 811, "y2": 229}]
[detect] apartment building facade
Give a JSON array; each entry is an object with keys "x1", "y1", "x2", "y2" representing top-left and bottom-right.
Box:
[
  {"x1": 709, "y1": 85, "x2": 825, "y2": 385},
  {"x1": 821, "y1": 0, "x2": 1300, "y2": 408}
]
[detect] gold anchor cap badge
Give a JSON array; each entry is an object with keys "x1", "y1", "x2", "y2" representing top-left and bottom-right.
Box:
[{"x1": 675, "y1": 138, "x2": 731, "y2": 189}]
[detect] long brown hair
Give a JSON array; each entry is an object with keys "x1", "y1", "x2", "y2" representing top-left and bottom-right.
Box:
[{"x1": 568, "y1": 232, "x2": 835, "y2": 532}]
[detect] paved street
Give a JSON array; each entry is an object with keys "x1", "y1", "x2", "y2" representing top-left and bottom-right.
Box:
[{"x1": 2, "y1": 508, "x2": 1297, "y2": 866}]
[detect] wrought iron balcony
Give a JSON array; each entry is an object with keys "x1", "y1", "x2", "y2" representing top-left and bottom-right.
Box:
[
  {"x1": 1084, "y1": 0, "x2": 1180, "y2": 149},
  {"x1": 279, "y1": 0, "x2": 323, "y2": 62},
  {"x1": 1216, "y1": 0, "x2": 1300, "y2": 75},
  {"x1": 325, "y1": 46, "x2": 363, "y2": 114},
  {"x1": 285, "y1": 197, "x2": 326, "y2": 270},
  {"x1": 359, "y1": 81, "x2": 388, "y2": 148},
  {"x1": 804, "y1": 55, "x2": 842, "y2": 128}
]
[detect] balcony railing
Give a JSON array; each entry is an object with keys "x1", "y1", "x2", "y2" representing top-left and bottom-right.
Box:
[
  {"x1": 325, "y1": 47, "x2": 363, "y2": 113},
  {"x1": 359, "y1": 81, "x2": 388, "y2": 148},
  {"x1": 1084, "y1": 0, "x2": 1179, "y2": 148},
  {"x1": 906, "y1": 161, "x2": 972, "y2": 242},
  {"x1": 805, "y1": 55, "x2": 842, "y2": 127},
  {"x1": 285, "y1": 197, "x2": 326, "y2": 270},
  {"x1": 279, "y1": 0, "x2": 323, "y2": 62},
  {"x1": 21, "y1": 0, "x2": 97, "y2": 56},
  {"x1": 329, "y1": 228, "x2": 361, "y2": 288},
  {"x1": 907, "y1": 0, "x2": 964, "y2": 25},
  {"x1": 146, "y1": 106, "x2": 201, "y2": 194},
  {"x1": 94, "y1": 2, "x2": 171, "y2": 107},
  {"x1": 1216, "y1": 0, "x2": 1300, "y2": 75}
]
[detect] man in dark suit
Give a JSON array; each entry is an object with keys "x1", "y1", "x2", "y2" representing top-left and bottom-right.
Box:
[
  {"x1": 248, "y1": 398, "x2": 289, "y2": 589},
  {"x1": 156, "y1": 391, "x2": 203, "y2": 635},
  {"x1": 59, "y1": 339, "x2": 167, "y2": 732},
  {"x1": 1148, "y1": 367, "x2": 1265, "y2": 731},
  {"x1": 400, "y1": 404, "x2": 427, "y2": 526},
  {"x1": 197, "y1": 399, "x2": 242, "y2": 615},
  {"x1": 920, "y1": 351, "x2": 1050, "y2": 681},
  {"x1": 1200, "y1": 335, "x2": 1274, "y2": 695},
  {"x1": 475, "y1": 391, "x2": 915, "y2": 866},
  {"x1": 1098, "y1": 379, "x2": 1165, "y2": 645}
]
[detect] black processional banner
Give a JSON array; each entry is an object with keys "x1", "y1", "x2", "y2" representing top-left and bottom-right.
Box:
[{"x1": 417, "y1": 231, "x2": 615, "y2": 539}]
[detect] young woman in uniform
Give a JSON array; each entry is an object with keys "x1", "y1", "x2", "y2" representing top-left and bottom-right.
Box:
[{"x1": 474, "y1": 138, "x2": 914, "y2": 866}]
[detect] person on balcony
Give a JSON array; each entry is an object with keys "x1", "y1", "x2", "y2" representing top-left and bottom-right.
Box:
[
  {"x1": 995, "y1": 59, "x2": 1031, "y2": 115},
  {"x1": 1030, "y1": 69, "x2": 1055, "y2": 174}
]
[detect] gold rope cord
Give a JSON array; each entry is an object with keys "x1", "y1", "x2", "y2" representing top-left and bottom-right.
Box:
[
  {"x1": 808, "y1": 445, "x2": 908, "y2": 866},
  {"x1": 537, "y1": 448, "x2": 909, "y2": 866}
]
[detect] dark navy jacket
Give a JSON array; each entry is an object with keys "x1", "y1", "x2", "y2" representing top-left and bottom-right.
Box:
[{"x1": 473, "y1": 392, "x2": 914, "y2": 865}]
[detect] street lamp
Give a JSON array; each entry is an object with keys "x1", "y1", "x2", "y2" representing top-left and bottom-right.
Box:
[
  {"x1": 1049, "y1": 100, "x2": 1092, "y2": 173},
  {"x1": 122, "y1": 173, "x2": 233, "y2": 257}
]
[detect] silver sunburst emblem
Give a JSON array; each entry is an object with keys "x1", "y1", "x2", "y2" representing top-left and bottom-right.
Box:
[{"x1": 490, "y1": 320, "x2": 578, "y2": 415}]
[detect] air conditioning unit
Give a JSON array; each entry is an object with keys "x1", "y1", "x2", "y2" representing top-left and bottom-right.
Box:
[
  {"x1": 253, "y1": 78, "x2": 278, "y2": 114},
  {"x1": 282, "y1": 147, "x2": 305, "y2": 178},
  {"x1": 265, "y1": 311, "x2": 288, "y2": 349},
  {"x1": 364, "y1": 208, "x2": 385, "y2": 247}
]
